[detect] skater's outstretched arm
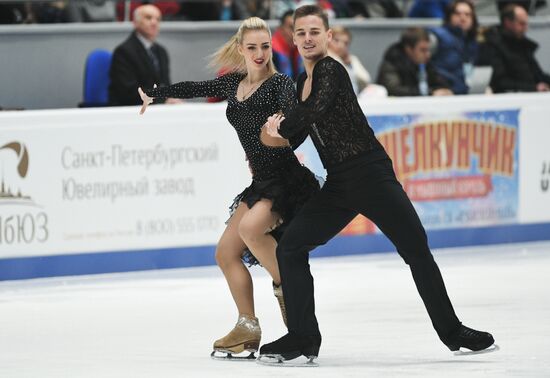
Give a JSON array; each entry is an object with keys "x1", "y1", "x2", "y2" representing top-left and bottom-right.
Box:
[
  {"x1": 138, "y1": 73, "x2": 237, "y2": 115},
  {"x1": 144, "y1": 73, "x2": 236, "y2": 99}
]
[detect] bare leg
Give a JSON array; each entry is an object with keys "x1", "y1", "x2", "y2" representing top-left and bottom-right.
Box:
[
  {"x1": 238, "y1": 199, "x2": 282, "y2": 285},
  {"x1": 215, "y1": 202, "x2": 254, "y2": 316}
]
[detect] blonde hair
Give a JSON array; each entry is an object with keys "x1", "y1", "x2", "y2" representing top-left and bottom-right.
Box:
[
  {"x1": 210, "y1": 17, "x2": 277, "y2": 75},
  {"x1": 331, "y1": 25, "x2": 352, "y2": 41}
]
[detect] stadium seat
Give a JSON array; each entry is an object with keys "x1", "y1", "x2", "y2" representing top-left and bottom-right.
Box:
[{"x1": 80, "y1": 49, "x2": 112, "y2": 107}]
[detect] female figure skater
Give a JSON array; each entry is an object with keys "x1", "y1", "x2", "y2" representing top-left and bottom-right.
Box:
[
  {"x1": 138, "y1": 17, "x2": 319, "y2": 360},
  {"x1": 259, "y1": 5, "x2": 496, "y2": 365}
]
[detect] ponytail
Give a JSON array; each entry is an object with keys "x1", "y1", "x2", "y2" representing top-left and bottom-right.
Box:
[
  {"x1": 210, "y1": 34, "x2": 246, "y2": 73},
  {"x1": 209, "y1": 17, "x2": 277, "y2": 75}
]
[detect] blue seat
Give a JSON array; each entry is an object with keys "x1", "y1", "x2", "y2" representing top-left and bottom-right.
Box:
[{"x1": 80, "y1": 49, "x2": 112, "y2": 107}]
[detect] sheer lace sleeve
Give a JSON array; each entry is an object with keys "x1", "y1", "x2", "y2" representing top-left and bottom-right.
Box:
[
  {"x1": 144, "y1": 73, "x2": 237, "y2": 100},
  {"x1": 274, "y1": 75, "x2": 307, "y2": 149},
  {"x1": 278, "y1": 59, "x2": 342, "y2": 141},
  {"x1": 276, "y1": 74, "x2": 297, "y2": 116}
]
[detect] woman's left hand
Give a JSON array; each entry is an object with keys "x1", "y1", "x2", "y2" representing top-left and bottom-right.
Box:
[{"x1": 138, "y1": 84, "x2": 155, "y2": 115}]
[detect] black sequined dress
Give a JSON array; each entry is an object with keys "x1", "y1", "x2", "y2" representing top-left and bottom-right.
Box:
[{"x1": 146, "y1": 73, "x2": 319, "y2": 265}]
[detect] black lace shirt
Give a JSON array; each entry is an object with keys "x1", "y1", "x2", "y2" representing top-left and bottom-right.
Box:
[
  {"x1": 278, "y1": 56, "x2": 387, "y2": 169},
  {"x1": 145, "y1": 73, "x2": 307, "y2": 181}
]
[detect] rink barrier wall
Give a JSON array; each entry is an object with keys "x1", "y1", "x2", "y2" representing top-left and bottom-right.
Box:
[
  {"x1": 1, "y1": 222, "x2": 550, "y2": 281},
  {"x1": 1, "y1": 93, "x2": 550, "y2": 280}
]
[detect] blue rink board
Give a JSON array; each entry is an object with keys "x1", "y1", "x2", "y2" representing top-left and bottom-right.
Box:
[{"x1": 1, "y1": 222, "x2": 550, "y2": 281}]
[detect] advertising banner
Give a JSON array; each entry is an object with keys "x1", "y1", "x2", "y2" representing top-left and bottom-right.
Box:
[
  {"x1": 295, "y1": 94, "x2": 550, "y2": 236},
  {"x1": 0, "y1": 105, "x2": 250, "y2": 258},
  {"x1": 372, "y1": 109, "x2": 519, "y2": 230}
]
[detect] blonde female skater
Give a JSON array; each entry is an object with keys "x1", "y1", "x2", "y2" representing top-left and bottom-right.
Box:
[{"x1": 138, "y1": 17, "x2": 319, "y2": 360}]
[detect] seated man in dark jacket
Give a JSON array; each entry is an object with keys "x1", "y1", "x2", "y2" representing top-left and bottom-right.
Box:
[
  {"x1": 479, "y1": 4, "x2": 550, "y2": 93},
  {"x1": 109, "y1": 4, "x2": 181, "y2": 106},
  {"x1": 377, "y1": 27, "x2": 452, "y2": 96}
]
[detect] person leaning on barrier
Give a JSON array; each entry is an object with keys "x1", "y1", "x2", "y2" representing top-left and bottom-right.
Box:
[
  {"x1": 328, "y1": 26, "x2": 371, "y2": 95},
  {"x1": 377, "y1": 27, "x2": 452, "y2": 97},
  {"x1": 478, "y1": 4, "x2": 550, "y2": 93},
  {"x1": 109, "y1": 4, "x2": 182, "y2": 106}
]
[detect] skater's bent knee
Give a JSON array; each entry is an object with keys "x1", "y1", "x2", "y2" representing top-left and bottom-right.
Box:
[
  {"x1": 237, "y1": 220, "x2": 262, "y2": 245},
  {"x1": 215, "y1": 246, "x2": 242, "y2": 269},
  {"x1": 214, "y1": 248, "x2": 226, "y2": 267}
]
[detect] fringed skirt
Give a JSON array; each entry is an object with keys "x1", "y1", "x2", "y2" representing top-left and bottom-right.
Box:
[{"x1": 228, "y1": 161, "x2": 321, "y2": 266}]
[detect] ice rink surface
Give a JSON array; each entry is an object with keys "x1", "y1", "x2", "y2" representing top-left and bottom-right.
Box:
[{"x1": 1, "y1": 241, "x2": 549, "y2": 378}]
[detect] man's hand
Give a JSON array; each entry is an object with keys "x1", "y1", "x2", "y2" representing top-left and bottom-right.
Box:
[
  {"x1": 536, "y1": 82, "x2": 550, "y2": 92},
  {"x1": 263, "y1": 113, "x2": 285, "y2": 138},
  {"x1": 432, "y1": 88, "x2": 453, "y2": 96}
]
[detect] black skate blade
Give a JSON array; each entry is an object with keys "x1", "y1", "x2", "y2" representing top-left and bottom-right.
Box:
[
  {"x1": 257, "y1": 354, "x2": 318, "y2": 367},
  {"x1": 210, "y1": 350, "x2": 257, "y2": 361},
  {"x1": 453, "y1": 344, "x2": 500, "y2": 356}
]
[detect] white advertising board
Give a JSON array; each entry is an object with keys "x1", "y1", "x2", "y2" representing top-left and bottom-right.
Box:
[
  {"x1": 0, "y1": 105, "x2": 250, "y2": 258},
  {"x1": 1, "y1": 93, "x2": 549, "y2": 265}
]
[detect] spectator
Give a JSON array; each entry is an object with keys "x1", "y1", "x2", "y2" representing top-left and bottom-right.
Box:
[
  {"x1": 109, "y1": 4, "x2": 181, "y2": 106},
  {"x1": 329, "y1": 0, "x2": 369, "y2": 18},
  {"x1": 377, "y1": 27, "x2": 452, "y2": 96},
  {"x1": 408, "y1": 0, "x2": 451, "y2": 18},
  {"x1": 31, "y1": 1, "x2": 70, "y2": 23},
  {"x1": 328, "y1": 26, "x2": 370, "y2": 94},
  {"x1": 327, "y1": 0, "x2": 402, "y2": 18},
  {"x1": 429, "y1": 0, "x2": 479, "y2": 94},
  {"x1": 0, "y1": 4, "x2": 19, "y2": 24},
  {"x1": 174, "y1": 1, "x2": 220, "y2": 21},
  {"x1": 272, "y1": 10, "x2": 304, "y2": 80},
  {"x1": 242, "y1": 0, "x2": 271, "y2": 19},
  {"x1": 479, "y1": 4, "x2": 550, "y2": 93},
  {"x1": 173, "y1": 0, "x2": 269, "y2": 21},
  {"x1": 367, "y1": 0, "x2": 403, "y2": 18},
  {"x1": 67, "y1": 0, "x2": 116, "y2": 22},
  {"x1": 218, "y1": 0, "x2": 249, "y2": 20},
  {"x1": 270, "y1": 0, "x2": 334, "y2": 20},
  {"x1": 116, "y1": 1, "x2": 180, "y2": 21},
  {"x1": 496, "y1": 0, "x2": 547, "y2": 14}
]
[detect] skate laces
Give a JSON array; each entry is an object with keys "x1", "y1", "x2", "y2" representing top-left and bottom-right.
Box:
[
  {"x1": 273, "y1": 282, "x2": 288, "y2": 326},
  {"x1": 460, "y1": 326, "x2": 483, "y2": 339}
]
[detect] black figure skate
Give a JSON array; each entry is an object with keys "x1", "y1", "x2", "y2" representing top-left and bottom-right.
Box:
[
  {"x1": 257, "y1": 332, "x2": 321, "y2": 367},
  {"x1": 446, "y1": 325, "x2": 499, "y2": 356}
]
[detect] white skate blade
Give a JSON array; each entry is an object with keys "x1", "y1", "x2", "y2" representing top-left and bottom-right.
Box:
[
  {"x1": 453, "y1": 344, "x2": 500, "y2": 356},
  {"x1": 257, "y1": 354, "x2": 318, "y2": 367},
  {"x1": 210, "y1": 350, "x2": 257, "y2": 361}
]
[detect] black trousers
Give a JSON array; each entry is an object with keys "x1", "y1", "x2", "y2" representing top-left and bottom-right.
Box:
[{"x1": 276, "y1": 156, "x2": 461, "y2": 343}]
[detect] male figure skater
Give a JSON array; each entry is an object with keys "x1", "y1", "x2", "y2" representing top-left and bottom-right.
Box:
[{"x1": 259, "y1": 4, "x2": 496, "y2": 365}]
